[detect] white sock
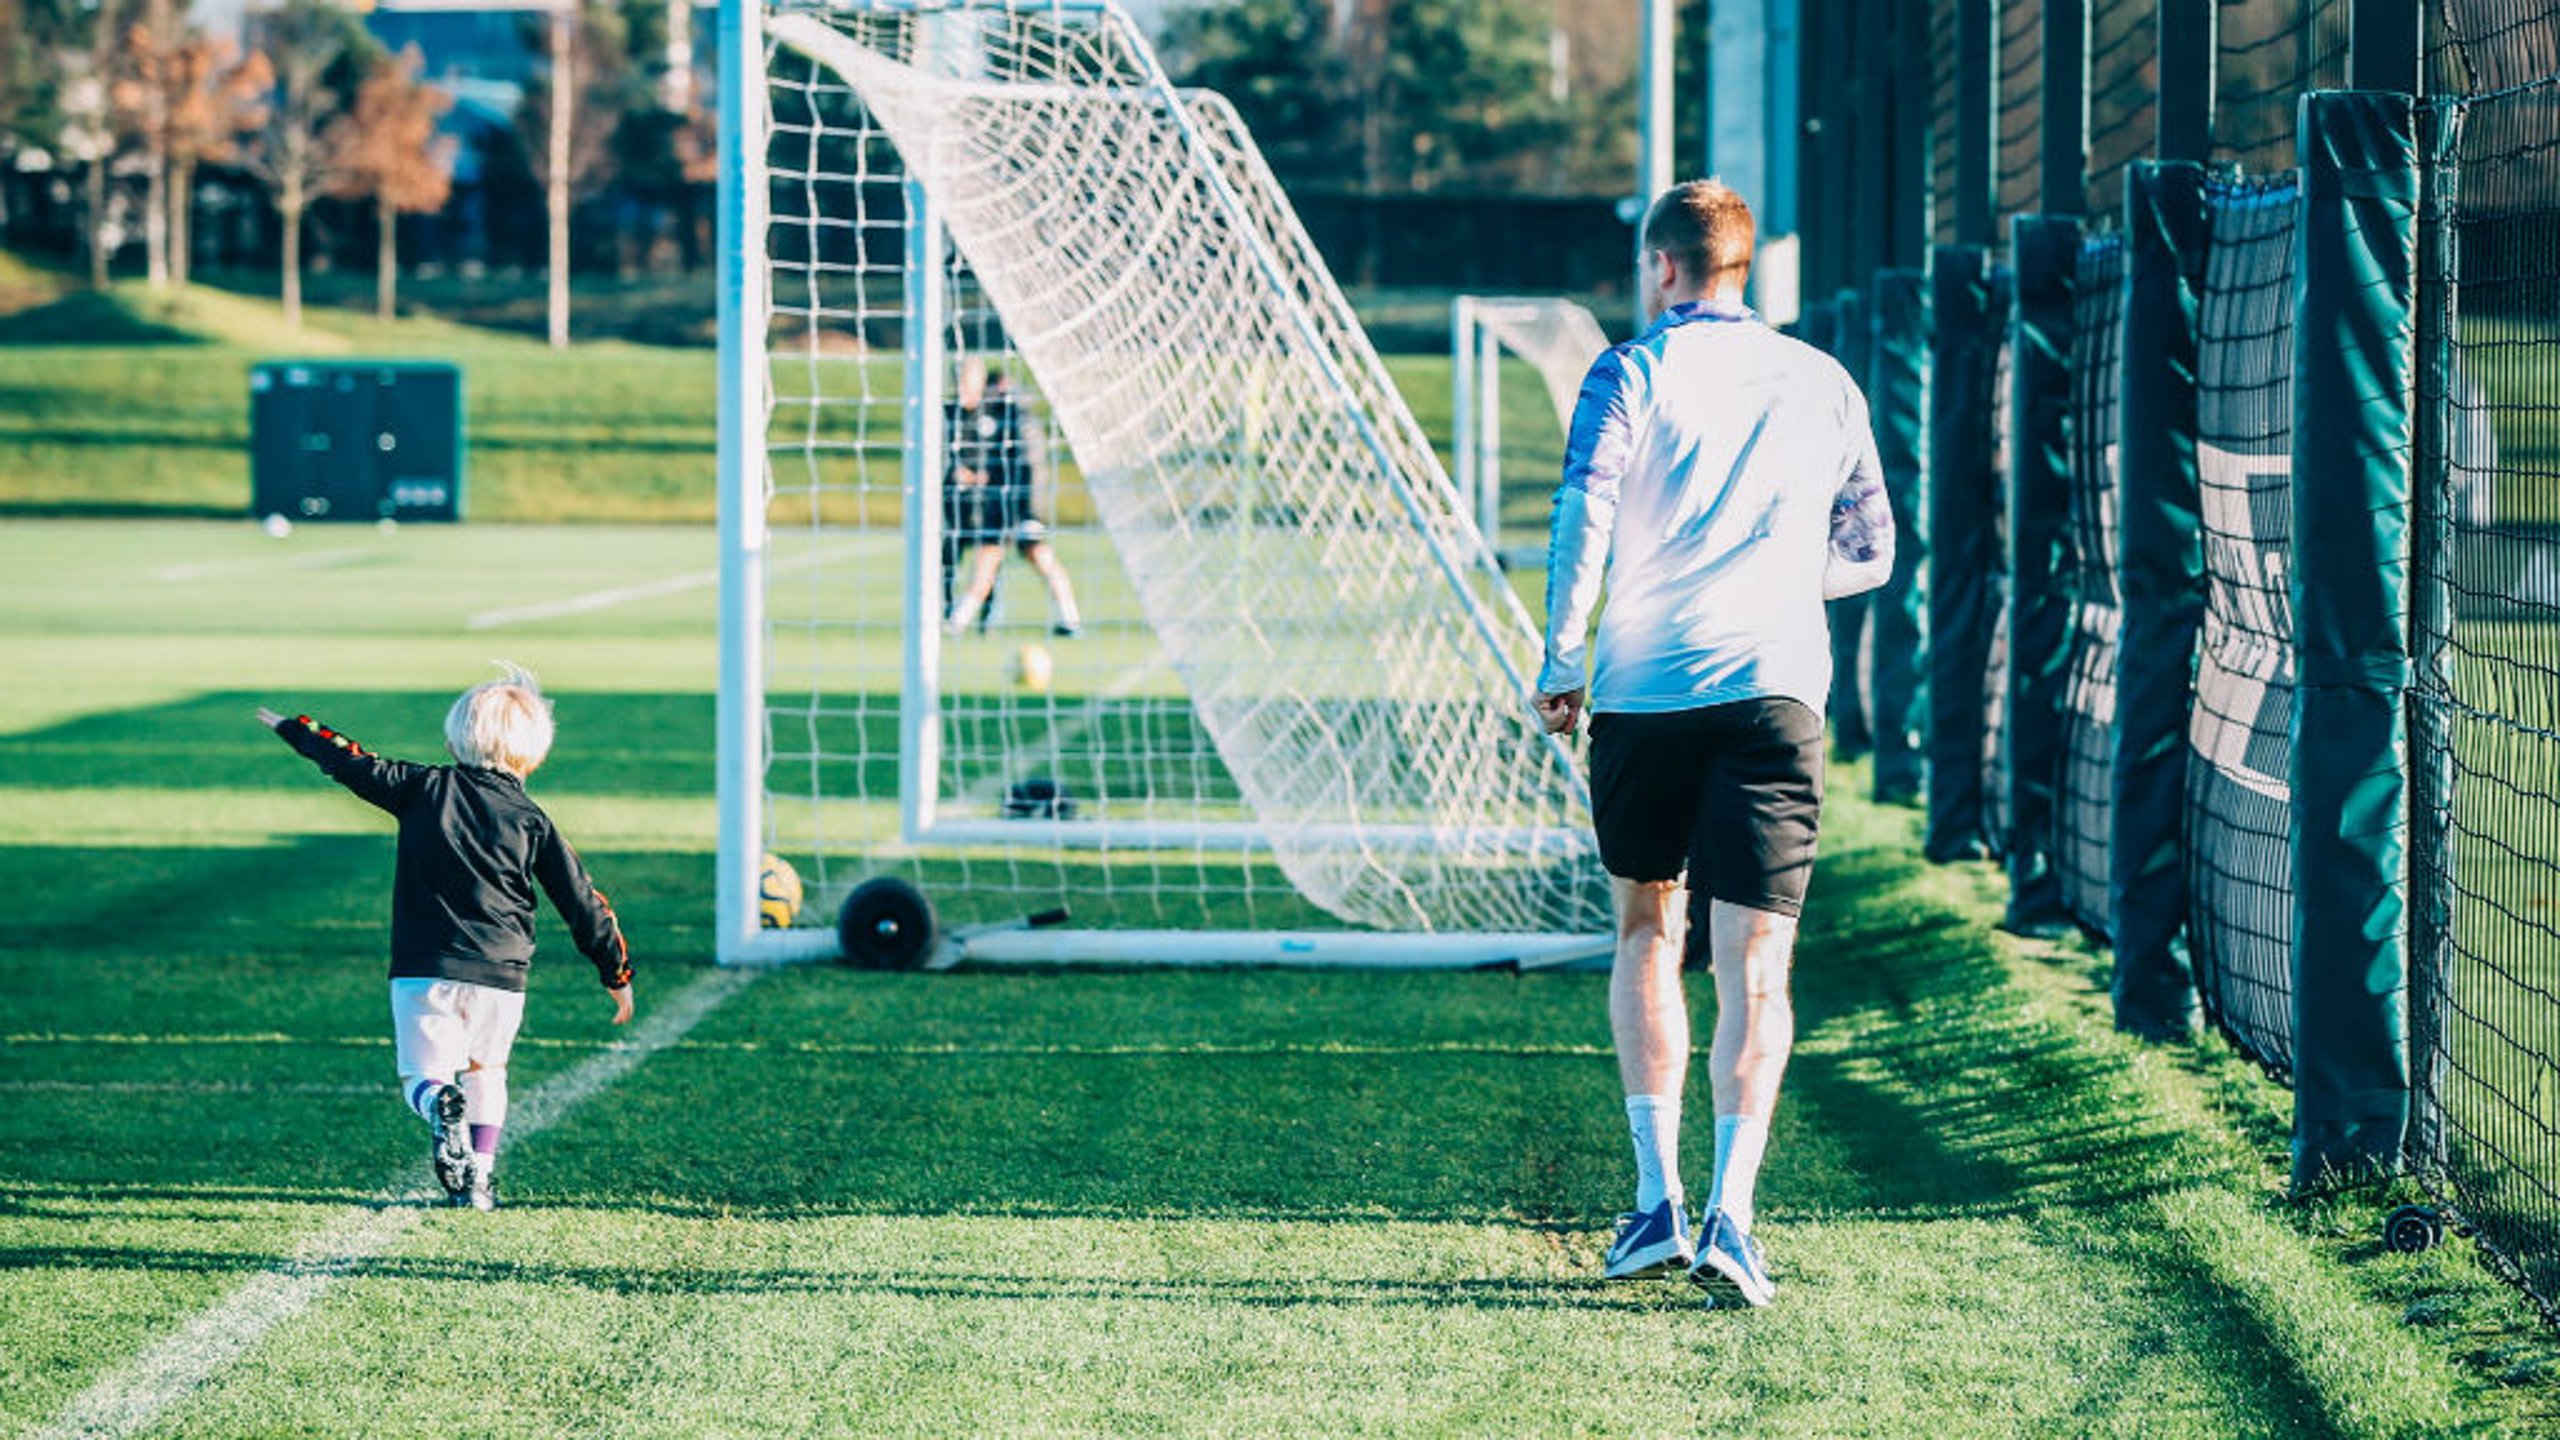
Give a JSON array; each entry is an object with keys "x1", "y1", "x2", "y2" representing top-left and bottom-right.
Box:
[
  {"x1": 459, "y1": 1067, "x2": 508, "y2": 1128},
  {"x1": 1625, "y1": 1095, "x2": 1682, "y2": 1212},
  {"x1": 1054, "y1": 589, "x2": 1081, "y2": 628},
  {"x1": 1708, "y1": 1113, "x2": 1769, "y2": 1233}
]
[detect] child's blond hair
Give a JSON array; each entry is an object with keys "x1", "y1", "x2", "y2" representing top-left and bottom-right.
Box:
[{"x1": 445, "y1": 664, "x2": 555, "y2": 776}]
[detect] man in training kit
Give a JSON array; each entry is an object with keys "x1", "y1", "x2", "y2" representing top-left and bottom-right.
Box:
[
  {"x1": 943, "y1": 354, "x2": 1084, "y2": 637},
  {"x1": 255, "y1": 666, "x2": 633, "y2": 1211},
  {"x1": 1535, "y1": 180, "x2": 1893, "y2": 1306}
]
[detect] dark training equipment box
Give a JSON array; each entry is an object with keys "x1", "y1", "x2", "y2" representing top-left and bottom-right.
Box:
[{"x1": 249, "y1": 362, "x2": 465, "y2": 523}]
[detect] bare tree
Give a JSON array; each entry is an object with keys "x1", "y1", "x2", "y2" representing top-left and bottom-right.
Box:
[
  {"x1": 516, "y1": 0, "x2": 634, "y2": 348},
  {"x1": 161, "y1": 38, "x2": 269, "y2": 287},
  {"x1": 243, "y1": 0, "x2": 366, "y2": 328},
  {"x1": 79, "y1": 0, "x2": 121, "y2": 288},
  {"x1": 326, "y1": 46, "x2": 452, "y2": 322},
  {"x1": 113, "y1": 0, "x2": 176, "y2": 287}
]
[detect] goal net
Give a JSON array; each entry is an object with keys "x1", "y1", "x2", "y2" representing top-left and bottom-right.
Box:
[
  {"x1": 1451, "y1": 296, "x2": 1611, "y2": 561},
  {"x1": 715, "y1": 0, "x2": 1610, "y2": 965}
]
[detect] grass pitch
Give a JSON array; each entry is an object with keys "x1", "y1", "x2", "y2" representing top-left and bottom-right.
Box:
[{"x1": 1, "y1": 520, "x2": 2555, "y2": 1438}]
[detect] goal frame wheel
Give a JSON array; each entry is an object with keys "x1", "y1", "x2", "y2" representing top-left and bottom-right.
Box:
[
  {"x1": 2382, "y1": 1203, "x2": 2445, "y2": 1255},
  {"x1": 838, "y1": 877, "x2": 938, "y2": 970}
]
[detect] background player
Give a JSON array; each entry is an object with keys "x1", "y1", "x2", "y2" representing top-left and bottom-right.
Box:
[{"x1": 944, "y1": 354, "x2": 1085, "y2": 637}]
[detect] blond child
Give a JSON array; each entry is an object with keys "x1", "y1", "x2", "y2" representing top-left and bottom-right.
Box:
[{"x1": 256, "y1": 665, "x2": 632, "y2": 1210}]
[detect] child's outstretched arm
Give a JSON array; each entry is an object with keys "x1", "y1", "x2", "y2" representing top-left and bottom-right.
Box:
[
  {"x1": 532, "y1": 825, "x2": 634, "y2": 1025},
  {"x1": 256, "y1": 707, "x2": 426, "y2": 814}
]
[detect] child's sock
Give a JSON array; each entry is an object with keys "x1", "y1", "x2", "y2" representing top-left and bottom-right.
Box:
[
  {"x1": 1707, "y1": 1113, "x2": 1770, "y2": 1234},
  {"x1": 1625, "y1": 1094, "x2": 1682, "y2": 1212},
  {"x1": 469, "y1": 1124, "x2": 501, "y2": 1174}
]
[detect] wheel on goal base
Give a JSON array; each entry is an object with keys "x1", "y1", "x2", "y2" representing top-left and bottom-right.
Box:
[
  {"x1": 838, "y1": 877, "x2": 937, "y2": 970},
  {"x1": 2382, "y1": 1204, "x2": 2445, "y2": 1255}
]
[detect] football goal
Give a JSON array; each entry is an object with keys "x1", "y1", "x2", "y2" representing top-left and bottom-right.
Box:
[
  {"x1": 1449, "y1": 296, "x2": 1610, "y2": 565},
  {"x1": 714, "y1": 0, "x2": 1610, "y2": 968}
]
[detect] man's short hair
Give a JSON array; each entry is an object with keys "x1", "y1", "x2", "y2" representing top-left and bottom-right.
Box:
[
  {"x1": 446, "y1": 664, "x2": 555, "y2": 776},
  {"x1": 1643, "y1": 180, "x2": 1756, "y2": 283}
]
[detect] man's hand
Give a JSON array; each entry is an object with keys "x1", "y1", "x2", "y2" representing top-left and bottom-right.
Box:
[
  {"x1": 1534, "y1": 688, "x2": 1585, "y2": 735},
  {"x1": 608, "y1": 984, "x2": 634, "y2": 1026},
  {"x1": 253, "y1": 706, "x2": 285, "y2": 730}
]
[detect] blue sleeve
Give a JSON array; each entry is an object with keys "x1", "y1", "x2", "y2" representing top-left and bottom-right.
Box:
[
  {"x1": 1538, "y1": 346, "x2": 1642, "y2": 696},
  {"x1": 1824, "y1": 378, "x2": 1895, "y2": 599}
]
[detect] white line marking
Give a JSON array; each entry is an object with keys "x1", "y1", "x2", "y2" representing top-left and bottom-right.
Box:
[
  {"x1": 465, "y1": 567, "x2": 719, "y2": 630},
  {"x1": 155, "y1": 549, "x2": 375, "y2": 583},
  {"x1": 33, "y1": 966, "x2": 760, "y2": 1440},
  {"x1": 466, "y1": 542, "x2": 864, "y2": 630}
]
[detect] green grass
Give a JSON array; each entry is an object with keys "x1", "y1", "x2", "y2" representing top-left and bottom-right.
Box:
[
  {"x1": 0, "y1": 265, "x2": 1570, "y2": 536},
  {"x1": 1, "y1": 520, "x2": 2556, "y2": 1436}
]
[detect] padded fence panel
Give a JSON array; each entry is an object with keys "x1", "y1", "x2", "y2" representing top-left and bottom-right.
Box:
[
  {"x1": 1984, "y1": 284, "x2": 2016, "y2": 860},
  {"x1": 2188, "y1": 174, "x2": 2302, "y2": 1078},
  {"x1": 2058, "y1": 236, "x2": 2127, "y2": 940},
  {"x1": 1928, "y1": 246, "x2": 2005, "y2": 861}
]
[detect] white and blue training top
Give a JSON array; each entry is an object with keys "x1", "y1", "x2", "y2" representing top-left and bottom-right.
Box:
[{"x1": 1537, "y1": 297, "x2": 1896, "y2": 716}]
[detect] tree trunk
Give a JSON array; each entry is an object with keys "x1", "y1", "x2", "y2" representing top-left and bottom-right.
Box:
[
  {"x1": 281, "y1": 178, "x2": 302, "y2": 328},
  {"x1": 377, "y1": 193, "x2": 395, "y2": 321},
  {"x1": 547, "y1": 4, "x2": 572, "y2": 350},
  {"x1": 170, "y1": 154, "x2": 192, "y2": 288},
  {"x1": 88, "y1": 0, "x2": 120, "y2": 290},
  {"x1": 143, "y1": 0, "x2": 170, "y2": 289},
  {"x1": 86, "y1": 156, "x2": 110, "y2": 290}
]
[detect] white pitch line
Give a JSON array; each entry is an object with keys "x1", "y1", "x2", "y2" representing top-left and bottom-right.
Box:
[
  {"x1": 34, "y1": 966, "x2": 761, "y2": 1440},
  {"x1": 465, "y1": 542, "x2": 864, "y2": 630}
]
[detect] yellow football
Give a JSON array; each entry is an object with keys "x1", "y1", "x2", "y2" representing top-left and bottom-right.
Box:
[
  {"x1": 1012, "y1": 642, "x2": 1055, "y2": 693},
  {"x1": 758, "y1": 852, "x2": 804, "y2": 929}
]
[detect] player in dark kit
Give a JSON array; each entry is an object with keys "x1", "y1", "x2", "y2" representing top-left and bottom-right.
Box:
[{"x1": 942, "y1": 355, "x2": 1084, "y2": 637}]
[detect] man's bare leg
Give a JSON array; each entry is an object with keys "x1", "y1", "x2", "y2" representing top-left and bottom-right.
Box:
[
  {"x1": 1025, "y1": 541, "x2": 1082, "y2": 633},
  {"x1": 1693, "y1": 896, "x2": 1796, "y2": 1304},
  {"x1": 945, "y1": 545, "x2": 1005, "y2": 630},
  {"x1": 1603, "y1": 876, "x2": 1698, "y2": 1277}
]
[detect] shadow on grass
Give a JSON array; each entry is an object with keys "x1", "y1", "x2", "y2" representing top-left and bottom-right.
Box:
[
  {"x1": 0, "y1": 292, "x2": 205, "y2": 346},
  {"x1": 0, "y1": 1238, "x2": 1682, "y2": 1314},
  {"x1": 0, "y1": 690, "x2": 723, "y2": 799}
]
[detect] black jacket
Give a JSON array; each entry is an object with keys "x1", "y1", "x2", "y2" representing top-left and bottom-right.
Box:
[{"x1": 274, "y1": 715, "x2": 631, "y2": 993}]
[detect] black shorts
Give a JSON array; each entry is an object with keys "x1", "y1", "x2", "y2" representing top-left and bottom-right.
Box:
[{"x1": 1588, "y1": 697, "x2": 1825, "y2": 916}]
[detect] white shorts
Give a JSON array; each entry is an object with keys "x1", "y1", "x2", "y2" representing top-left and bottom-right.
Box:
[{"x1": 389, "y1": 978, "x2": 527, "y2": 1081}]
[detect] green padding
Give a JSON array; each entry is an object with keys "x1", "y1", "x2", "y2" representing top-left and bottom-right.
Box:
[
  {"x1": 2111, "y1": 162, "x2": 2211, "y2": 1040},
  {"x1": 1926, "y1": 245, "x2": 2000, "y2": 862},
  {"x1": 1827, "y1": 289, "x2": 1875, "y2": 758},
  {"x1": 1868, "y1": 268, "x2": 1932, "y2": 806},
  {"x1": 1797, "y1": 299, "x2": 1838, "y2": 353},
  {"x1": 2290, "y1": 90, "x2": 2418, "y2": 1191},
  {"x1": 2004, "y1": 216, "x2": 2082, "y2": 931}
]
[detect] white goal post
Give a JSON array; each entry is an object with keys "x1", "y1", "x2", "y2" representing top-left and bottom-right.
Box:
[
  {"x1": 1449, "y1": 295, "x2": 1611, "y2": 567},
  {"x1": 714, "y1": 0, "x2": 1609, "y2": 968}
]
